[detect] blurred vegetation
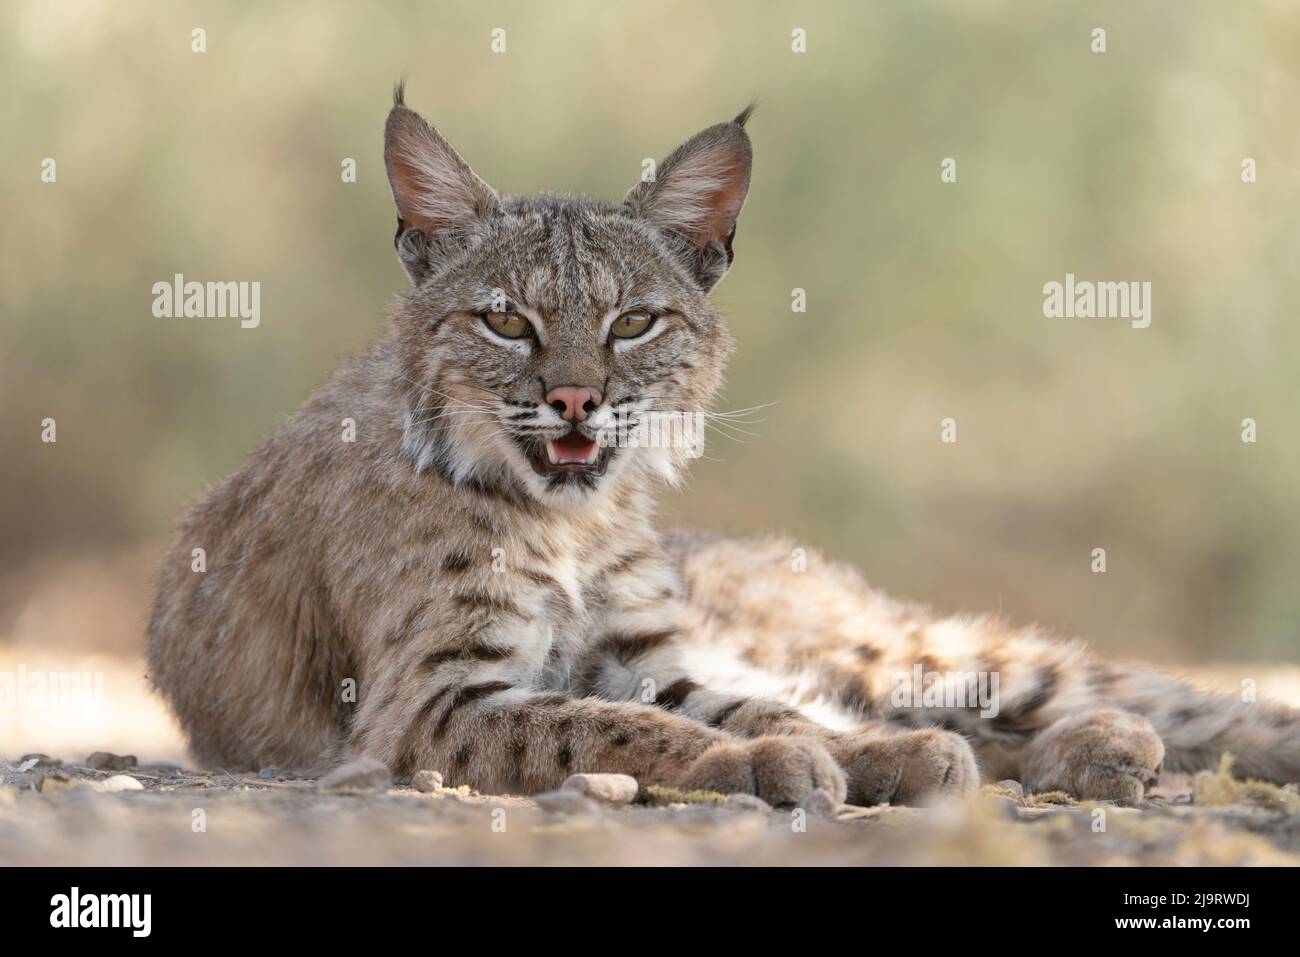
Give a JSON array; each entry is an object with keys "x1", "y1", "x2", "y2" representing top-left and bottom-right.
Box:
[{"x1": 2, "y1": 0, "x2": 1298, "y2": 662}]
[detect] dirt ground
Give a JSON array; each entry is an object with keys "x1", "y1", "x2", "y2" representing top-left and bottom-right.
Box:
[
  {"x1": 2, "y1": 754, "x2": 1297, "y2": 867},
  {"x1": 3, "y1": 647, "x2": 1299, "y2": 866}
]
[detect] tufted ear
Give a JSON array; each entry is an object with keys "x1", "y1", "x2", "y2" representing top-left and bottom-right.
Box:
[
  {"x1": 383, "y1": 83, "x2": 498, "y2": 282},
  {"x1": 624, "y1": 105, "x2": 754, "y2": 290}
]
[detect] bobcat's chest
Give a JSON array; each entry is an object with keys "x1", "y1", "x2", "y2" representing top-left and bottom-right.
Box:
[{"x1": 516, "y1": 543, "x2": 653, "y2": 691}]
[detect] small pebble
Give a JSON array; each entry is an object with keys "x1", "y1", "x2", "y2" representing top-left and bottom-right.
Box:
[
  {"x1": 258, "y1": 767, "x2": 278, "y2": 780},
  {"x1": 803, "y1": 787, "x2": 838, "y2": 818},
  {"x1": 533, "y1": 789, "x2": 599, "y2": 814},
  {"x1": 412, "y1": 769, "x2": 444, "y2": 793},
  {"x1": 725, "y1": 793, "x2": 773, "y2": 813},
  {"x1": 86, "y1": 752, "x2": 138, "y2": 772},
  {"x1": 100, "y1": 774, "x2": 144, "y2": 793},
  {"x1": 317, "y1": 755, "x2": 391, "y2": 794},
  {"x1": 561, "y1": 772, "x2": 638, "y2": 805},
  {"x1": 19, "y1": 753, "x2": 62, "y2": 768}
]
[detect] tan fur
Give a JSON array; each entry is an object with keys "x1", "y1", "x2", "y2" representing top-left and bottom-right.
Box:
[
  {"x1": 146, "y1": 95, "x2": 1299, "y2": 809},
  {"x1": 668, "y1": 535, "x2": 1300, "y2": 804}
]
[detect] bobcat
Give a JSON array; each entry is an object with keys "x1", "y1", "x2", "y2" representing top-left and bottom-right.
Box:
[{"x1": 147, "y1": 87, "x2": 1300, "y2": 808}]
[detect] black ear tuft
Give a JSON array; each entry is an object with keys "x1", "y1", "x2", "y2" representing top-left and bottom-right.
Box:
[
  {"x1": 733, "y1": 101, "x2": 757, "y2": 128},
  {"x1": 393, "y1": 78, "x2": 407, "y2": 109},
  {"x1": 383, "y1": 87, "x2": 499, "y2": 284},
  {"x1": 623, "y1": 112, "x2": 753, "y2": 291}
]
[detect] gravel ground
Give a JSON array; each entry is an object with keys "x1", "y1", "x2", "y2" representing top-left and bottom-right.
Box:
[
  {"x1": 5, "y1": 653, "x2": 1298, "y2": 866},
  {"x1": 2, "y1": 754, "x2": 1297, "y2": 866}
]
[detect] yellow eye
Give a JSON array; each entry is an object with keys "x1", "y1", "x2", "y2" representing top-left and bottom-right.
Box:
[
  {"x1": 609, "y1": 312, "x2": 656, "y2": 340},
  {"x1": 483, "y1": 312, "x2": 532, "y2": 339}
]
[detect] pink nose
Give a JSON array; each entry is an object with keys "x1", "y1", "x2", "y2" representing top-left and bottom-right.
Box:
[{"x1": 546, "y1": 385, "x2": 603, "y2": 422}]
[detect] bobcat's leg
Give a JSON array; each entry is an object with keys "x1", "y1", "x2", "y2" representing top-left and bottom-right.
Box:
[
  {"x1": 347, "y1": 674, "x2": 843, "y2": 807},
  {"x1": 668, "y1": 534, "x2": 1300, "y2": 802},
  {"x1": 576, "y1": 625, "x2": 974, "y2": 805}
]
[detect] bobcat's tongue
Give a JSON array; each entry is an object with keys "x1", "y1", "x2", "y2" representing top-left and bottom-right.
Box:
[{"x1": 547, "y1": 431, "x2": 599, "y2": 465}]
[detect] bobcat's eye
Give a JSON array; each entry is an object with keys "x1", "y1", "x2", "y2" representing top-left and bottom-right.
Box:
[
  {"x1": 609, "y1": 312, "x2": 656, "y2": 341},
  {"x1": 482, "y1": 312, "x2": 533, "y2": 340}
]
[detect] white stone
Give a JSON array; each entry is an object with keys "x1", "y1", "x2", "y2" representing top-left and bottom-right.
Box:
[
  {"x1": 318, "y1": 756, "x2": 391, "y2": 793},
  {"x1": 561, "y1": 773, "x2": 638, "y2": 805},
  {"x1": 411, "y1": 769, "x2": 444, "y2": 793}
]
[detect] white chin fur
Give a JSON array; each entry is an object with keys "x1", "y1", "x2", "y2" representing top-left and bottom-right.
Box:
[
  {"x1": 421, "y1": 415, "x2": 682, "y2": 509},
  {"x1": 643, "y1": 444, "x2": 684, "y2": 486}
]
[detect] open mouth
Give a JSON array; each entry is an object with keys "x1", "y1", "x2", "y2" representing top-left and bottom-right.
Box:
[{"x1": 524, "y1": 429, "x2": 612, "y2": 478}]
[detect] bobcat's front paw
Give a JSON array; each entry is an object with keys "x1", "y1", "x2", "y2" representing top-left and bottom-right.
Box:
[
  {"x1": 1021, "y1": 709, "x2": 1163, "y2": 806},
  {"x1": 836, "y1": 729, "x2": 979, "y2": 806},
  {"x1": 679, "y1": 736, "x2": 847, "y2": 807}
]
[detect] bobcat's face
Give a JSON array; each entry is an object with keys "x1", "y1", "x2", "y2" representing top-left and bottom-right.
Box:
[
  {"x1": 384, "y1": 89, "x2": 751, "y2": 509},
  {"x1": 395, "y1": 199, "x2": 734, "y2": 508}
]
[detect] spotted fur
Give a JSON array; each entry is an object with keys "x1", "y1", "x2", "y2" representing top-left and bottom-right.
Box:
[{"x1": 146, "y1": 91, "x2": 1298, "y2": 807}]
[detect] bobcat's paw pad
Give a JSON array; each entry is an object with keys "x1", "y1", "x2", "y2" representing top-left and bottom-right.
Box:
[
  {"x1": 840, "y1": 729, "x2": 979, "y2": 806},
  {"x1": 680, "y1": 736, "x2": 846, "y2": 808},
  {"x1": 1021, "y1": 709, "x2": 1164, "y2": 807}
]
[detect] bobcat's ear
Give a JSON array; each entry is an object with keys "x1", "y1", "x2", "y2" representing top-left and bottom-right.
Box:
[
  {"x1": 384, "y1": 83, "x2": 498, "y2": 283},
  {"x1": 624, "y1": 105, "x2": 754, "y2": 291}
]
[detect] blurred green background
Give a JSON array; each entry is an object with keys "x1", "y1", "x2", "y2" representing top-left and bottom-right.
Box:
[{"x1": 3, "y1": 0, "x2": 1298, "y2": 664}]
